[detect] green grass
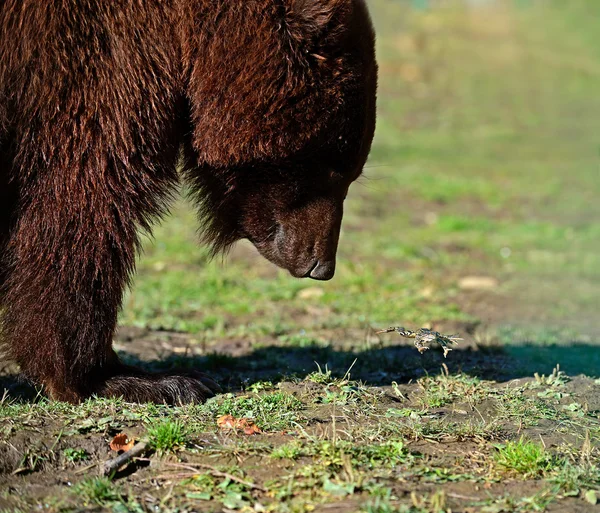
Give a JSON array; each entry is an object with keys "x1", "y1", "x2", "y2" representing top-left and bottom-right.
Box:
[
  {"x1": 73, "y1": 477, "x2": 122, "y2": 507},
  {"x1": 493, "y1": 438, "x2": 555, "y2": 478},
  {"x1": 416, "y1": 373, "x2": 488, "y2": 408},
  {"x1": 63, "y1": 448, "x2": 88, "y2": 463},
  {"x1": 272, "y1": 439, "x2": 412, "y2": 469},
  {"x1": 147, "y1": 419, "x2": 188, "y2": 453},
  {"x1": 206, "y1": 391, "x2": 304, "y2": 431}
]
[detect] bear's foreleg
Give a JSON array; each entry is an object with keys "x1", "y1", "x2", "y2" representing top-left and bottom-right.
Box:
[{"x1": 1, "y1": 159, "x2": 219, "y2": 404}]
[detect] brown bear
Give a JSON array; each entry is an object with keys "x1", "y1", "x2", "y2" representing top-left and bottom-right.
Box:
[{"x1": 0, "y1": 0, "x2": 377, "y2": 404}]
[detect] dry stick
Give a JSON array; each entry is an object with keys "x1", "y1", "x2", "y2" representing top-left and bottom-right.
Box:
[
  {"x1": 161, "y1": 462, "x2": 267, "y2": 492},
  {"x1": 75, "y1": 463, "x2": 99, "y2": 475},
  {"x1": 101, "y1": 441, "x2": 149, "y2": 476},
  {"x1": 447, "y1": 493, "x2": 482, "y2": 501}
]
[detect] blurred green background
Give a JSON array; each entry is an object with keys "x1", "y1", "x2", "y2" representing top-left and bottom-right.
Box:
[{"x1": 121, "y1": 0, "x2": 600, "y2": 377}]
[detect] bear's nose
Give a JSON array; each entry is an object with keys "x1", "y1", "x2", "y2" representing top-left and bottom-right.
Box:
[{"x1": 308, "y1": 260, "x2": 335, "y2": 281}]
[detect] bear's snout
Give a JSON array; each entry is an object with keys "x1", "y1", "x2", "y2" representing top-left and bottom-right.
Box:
[
  {"x1": 306, "y1": 260, "x2": 336, "y2": 281},
  {"x1": 271, "y1": 207, "x2": 341, "y2": 281},
  {"x1": 285, "y1": 254, "x2": 337, "y2": 281}
]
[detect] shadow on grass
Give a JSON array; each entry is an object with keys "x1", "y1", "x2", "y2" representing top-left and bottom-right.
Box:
[
  {"x1": 175, "y1": 341, "x2": 600, "y2": 390},
  {"x1": 2, "y1": 341, "x2": 598, "y2": 402}
]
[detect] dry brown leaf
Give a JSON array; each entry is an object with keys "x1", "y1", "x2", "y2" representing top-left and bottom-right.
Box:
[
  {"x1": 216, "y1": 415, "x2": 261, "y2": 435},
  {"x1": 216, "y1": 414, "x2": 237, "y2": 430},
  {"x1": 240, "y1": 419, "x2": 261, "y2": 435},
  {"x1": 109, "y1": 433, "x2": 135, "y2": 452}
]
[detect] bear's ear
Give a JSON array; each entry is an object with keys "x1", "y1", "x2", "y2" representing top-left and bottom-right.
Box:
[{"x1": 282, "y1": 0, "x2": 353, "y2": 50}]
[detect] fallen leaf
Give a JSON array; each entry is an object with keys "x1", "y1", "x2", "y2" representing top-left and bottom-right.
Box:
[
  {"x1": 242, "y1": 421, "x2": 261, "y2": 435},
  {"x1": 217, "y1": 415, "x2": 262, "y2": 435},
  {"x1": 217, "y1": 414, "x2": 237, "y2": 430},
  {"x1": 109, "y1": 433, "x2": 135, "y2": 452}
]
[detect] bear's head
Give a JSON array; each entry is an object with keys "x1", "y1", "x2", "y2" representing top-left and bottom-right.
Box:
[{"x1": 187, "y1": 0, "x2": 377, "y2": 280}]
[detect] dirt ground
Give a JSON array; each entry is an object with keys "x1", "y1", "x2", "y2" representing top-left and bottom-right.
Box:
[{"x1": 1, "y1": 298, "x2": 599, "y2": 512}]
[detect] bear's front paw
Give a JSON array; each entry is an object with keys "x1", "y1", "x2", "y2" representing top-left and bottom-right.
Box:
[{"x1": 98, "y1": 369, "x2": 222, "y2": 405}]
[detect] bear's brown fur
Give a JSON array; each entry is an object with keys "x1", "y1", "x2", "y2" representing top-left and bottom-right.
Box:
[{"x1": 0, "y1": 0, "x2": 377, "y2": 404}]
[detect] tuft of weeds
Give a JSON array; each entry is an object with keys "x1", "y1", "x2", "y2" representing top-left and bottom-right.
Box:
[
  {"x1": 550, "y1": 460, "x2": 600, "y2": 498},
  {"x1": 361, "y1": 499, "x2": 399, "y2": 513},
  {"x1": 63, "y1": 447, "x2": 89, "y2": 463},
  {"x1": 474, "y1": 489, "x2": 558, "y2": 513},
  {"x1": 319, "y1": 381, "x2": 374, "y2": 406},
  {"x1": 272, "y1": 438, "x2": 412, "y2": 470},
  {"x1": 493, "y1": 437, "x2": 556, "y2": 478},
  {"x1": 415, "y1": 467, "x2": 475, "y2": 484},
  {"x1": 206, "y1": 391, "x2": 303, "y2": 431},
  {"x1": 363, "y1": 491, "x2": 450, "y2": 513},
  {"x1": 370, "y1": 413, "x2": 499, "y2": 444},
  {"x1": 267, "y1": 438, "x2": 415, "y2": 509},
  {"x1": 317, "y1": 439, "x2": 412, "y2": 470},
  {"x1": 247, "y1": 380, "x2": 275, "y2": 393},
  {"x1": 147, "y1": 419, "x2": 188, "y2": 453},
  {"x1": 185, "y1": 471, "x2": 254, "y2": 510},
  {"x1": 73, "y1": 477, "x2": 122, "y2": 507},
  {"x1": 306, "y1": 364, "x2": 335, "y2": 385},
  {"x1": 270, "y1": 441, "x2": 303, "y2": 460},
  {"x1": 532, "y1": 365, "x2": 570, "y2": 388},
  {"x1": 494, "y1": 387, "x2": 562, "y2": 427},
  {"x1": 416, "y1": 372, "x2": 489, "y2": 409},
  {"x1": 304, "y1": 362, "x2": 378, "y2": 406}
]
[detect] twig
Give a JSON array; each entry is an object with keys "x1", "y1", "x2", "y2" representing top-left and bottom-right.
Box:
[
  {"x1": 101, "y1": 441, "x2": 149, "y2": 476},
  {"x1": 75, "y1": 463, "x2": 98, "y2": 475},
  {"x1": 447, "y1": 492, "x2": 482, "y2": 501}
]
